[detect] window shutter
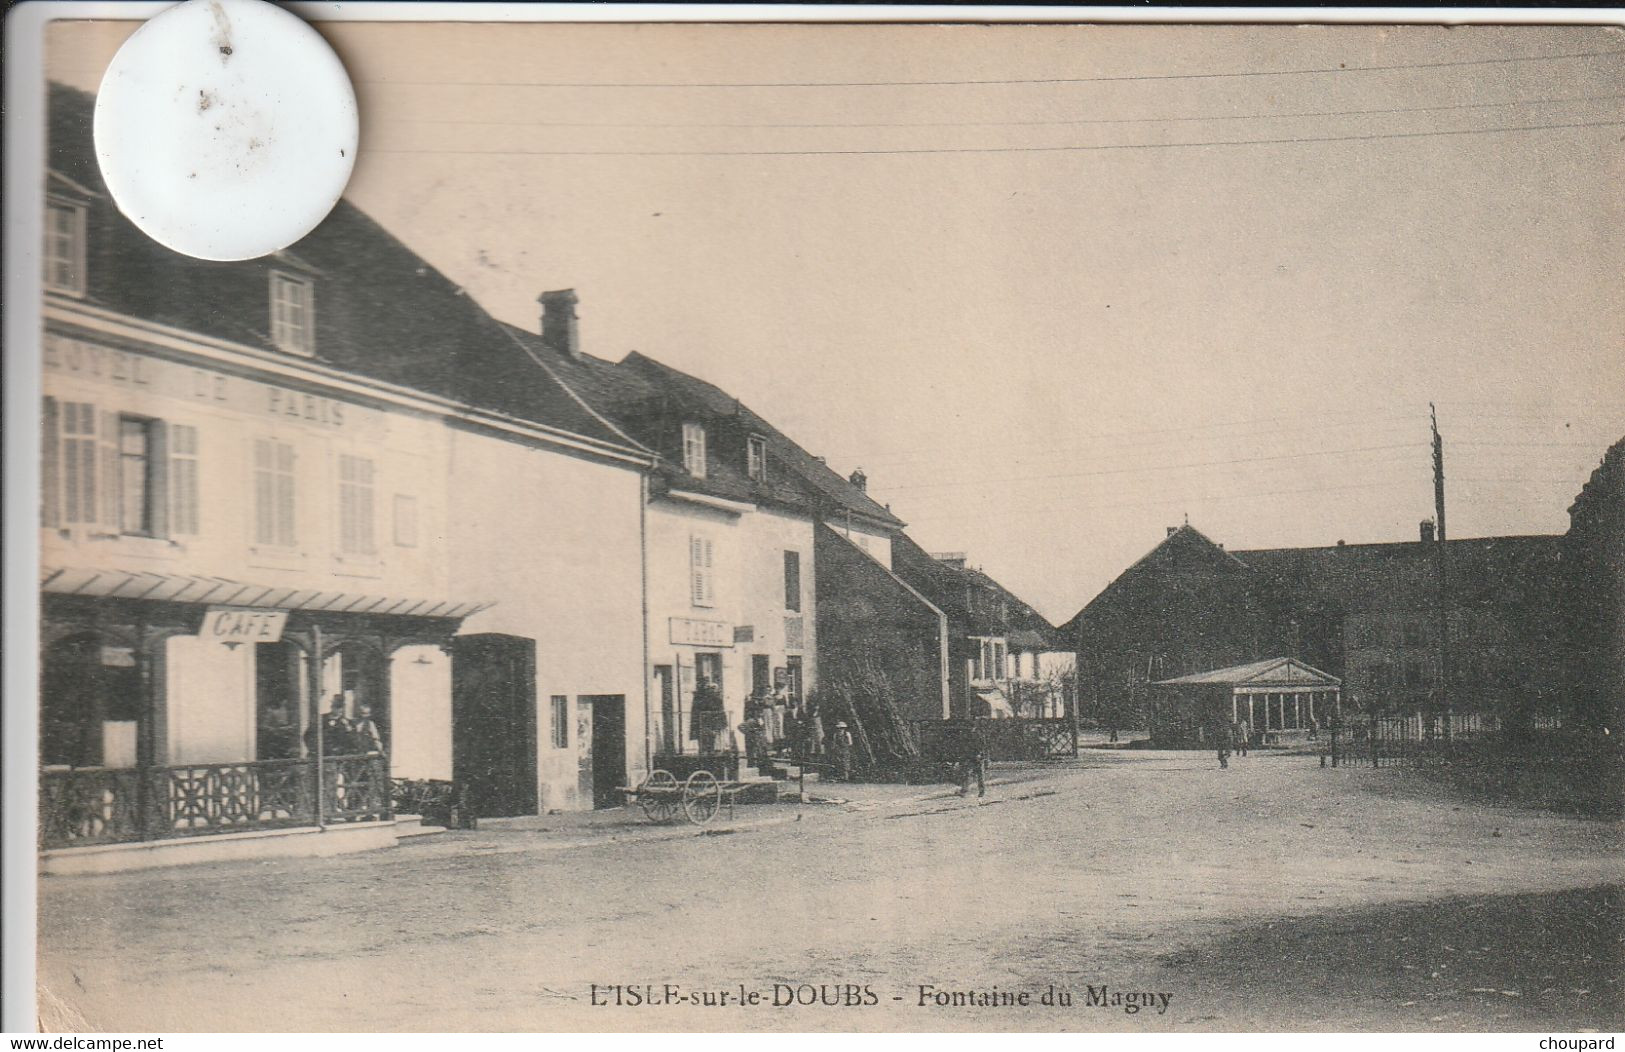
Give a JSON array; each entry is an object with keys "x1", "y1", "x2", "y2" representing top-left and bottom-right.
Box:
[
  {"x1": 254, "y1": 438, "x2": 274, "y2": 544},
  {"x1": 42, "y1": 397, "x2": 59, "y2": 528},
  {"x1": 276, "y1": 442, "x2": 296, "y2": 546},
  {"x1": 690, "y1": 536, "x2": 704, "y2": 606},
  {"x1": 148, "y1": 421, "x2": 169, "y2": 538},
  {"x1": 702, "y1": 538, "x2": 715, "y2": 606},
  {"x1": 99, "y1": 410, "x2": 119, "y2": 531},
  {"x1": 170, "y1": 425, "x2": 199, "y2": 536}
]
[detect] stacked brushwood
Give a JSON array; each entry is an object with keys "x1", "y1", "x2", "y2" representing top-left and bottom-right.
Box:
[{"x1": 819, "y1": 655, "x2": 922, "y2": 775}]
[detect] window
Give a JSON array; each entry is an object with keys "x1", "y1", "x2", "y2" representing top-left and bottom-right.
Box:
[
  {"x1": 393, "y1": 494, "x2": 418, "y2": 548},
  {"x1": 44, "y1": 200, "x2": 86, "y2": 296},
  {"x1": 993, "y1": 640, "x2": 1008, "y2": 680},
  {"x1": 689, "y1": 534, "x2": 715, "y2": 607},
  {"x1": 550, "y1": 696, "x2": 569, "y2": 749},
  {"x1": 118, "y1": 417, "x2": 156, "y2": 536},
  {"x1": 682, "y1": 422, "x2": 707, "y2": 478},
  {"x1": 337, "y1": 454, "x2": 376, "y2": 556},
  {"x1": 169, "y1": 424, "x2": 199, "y2": 535},
  {"x1": 44, "y1": 402, "x2": 189, "y2": 537},
  {"x1": 269, "y1": 272, "x2": 315, "y2": 355},
  {"x1": 747, "y1": 434, "x2": 767, "y2": 481},
  {"x1": 254, "y1": 438, "x2": 297, "y2": 547},
  {"x1": 783, "y1": 550, "x2": 801, "y2": 612},
  {"x1": 977, "y1": 639, "x2": 994, "y2": 682}
]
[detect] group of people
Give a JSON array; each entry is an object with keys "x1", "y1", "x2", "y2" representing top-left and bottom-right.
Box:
[
  {"x1": 689, "y1": 677, "x2": 865, "y2": 781},
  {"x1": 303, "y1": 696, "x2": 384, "y2": 758}
]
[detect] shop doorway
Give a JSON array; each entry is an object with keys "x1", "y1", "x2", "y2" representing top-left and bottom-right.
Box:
[
  {"x1": 577, "y1": 695, "x2": 627, "y2": 809},
  {"x1": 451, "y1": 634, "x2": 538, "y2": 817},
  {"x1": 653, "y1": 666, "x2": 676, "y2": 753},
  {"x1": 41, "y1": 632, "x2": 142, "y2": 767}
]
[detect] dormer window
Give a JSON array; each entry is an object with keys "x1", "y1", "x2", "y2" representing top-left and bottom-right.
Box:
[
  {"x1": 747, "y1": 434, "x2": 767, "y2": 481},
  {"x1": 44, "y1": 199, "x2": 87, "y2": 297},
  {"x1": 682, "y1": 422, "x2": 707, "y2": 478},
  {"x1": 270, "y1": 271, "x2": 315, "y2": 355}
]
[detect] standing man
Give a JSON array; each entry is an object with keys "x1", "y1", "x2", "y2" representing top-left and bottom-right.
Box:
[
  {"x1": 1216, "y1": 717, "x2": 1231, "y2": 769},
  {"x1": 353, "y1": 703, "x2": 385, "y2": 756},
  {"x1": 831, "y1": 721, "x2": 854, "y2": 781},
  {"x1": 1232, "y1": 717, "x2": 1249, "y2": 758},
  {"x1": 306, "y1": 696, "x2": 356, "y2": 757},
  {"x1": 691, "y1": 677, "x2": 726, "y2": 755}
]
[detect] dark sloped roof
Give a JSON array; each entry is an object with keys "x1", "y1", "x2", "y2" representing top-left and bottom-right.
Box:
[
  {"x1": 48, "y1": 82, "x2": 641, "y2": 457},
  {"x1": 616, "y1": 350, "x2": 904, "y2": 528},
  {"x1": 502, "y1": 324, "x2": 820, "y2": 508},
  {"x1": 891, "y1": 532, "x2": 1059, "y2": 644},
  {"x1": 1234, "y1": 535, "x2": 1562, "y2": 612},
  {"x1": 1058, "y1": 524, "x2": 1249, "y2": 637}
]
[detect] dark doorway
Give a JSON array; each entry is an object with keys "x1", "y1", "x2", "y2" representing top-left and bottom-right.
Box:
[
  {"x1": 451, "y1": 634, "x2": 538, "y2": 818},
  {"x1": 751, "y1": 654, "x2": 770, "y2": 699},
  {"x1": 255, "y1": 640, "x2": 305, "y2": 760},
  {"x1": 581, "y1": 694, "x2": 627, "y2": 809}
]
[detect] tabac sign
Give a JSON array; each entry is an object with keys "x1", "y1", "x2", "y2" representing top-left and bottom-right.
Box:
[
  {"x1": 670, "y1": 617, "x2": 733, "y2": 648},
  {"x1": 200, "y1": 606, "x2": 288, "y2": 644}
]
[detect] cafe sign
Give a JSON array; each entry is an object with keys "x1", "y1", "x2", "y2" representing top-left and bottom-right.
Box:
[{"x1": 200, "y1": 606, "x2": 288, "y2": 644}]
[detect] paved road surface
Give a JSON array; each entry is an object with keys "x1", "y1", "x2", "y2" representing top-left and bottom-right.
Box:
[{"x1": 37, "y1": 750, "x2": 1623, "y2": 1032}]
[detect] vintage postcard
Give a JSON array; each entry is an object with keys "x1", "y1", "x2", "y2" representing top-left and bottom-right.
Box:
[{"x1": 16, "y1": 11, "x2": 1625, "y2": 1035}]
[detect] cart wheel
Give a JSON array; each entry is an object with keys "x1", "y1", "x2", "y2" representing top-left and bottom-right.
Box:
[
  {"x1": 682, "y1": 770, "x2": 721, "y2": 825},
  {"x1": 640, "y1": 769, "x2": 680, "y2": 823}
]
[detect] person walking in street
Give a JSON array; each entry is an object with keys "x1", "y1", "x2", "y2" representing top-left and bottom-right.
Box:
[
  {"x1": 831, "y1": 720, "x2": 854, "y2": 781},
  {"x1": 1216, "y1": 718, "x2": 1231, "y2": 769},
  {"x1": 1232, "y1": 718, "x2": 1249, "y2": 758},
  {"x1": 956, "y1": 721, "x2": 987, "y2": 798}
]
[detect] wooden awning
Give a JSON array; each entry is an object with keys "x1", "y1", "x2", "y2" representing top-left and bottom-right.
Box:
[{"x1": 41, "y1": 567, "x2": 492, "y2": 620}]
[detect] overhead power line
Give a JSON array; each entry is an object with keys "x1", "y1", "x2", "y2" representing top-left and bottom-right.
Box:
[
  {"x1": 368, "y1": 118, "x2": 1625, "y2": 158},
  {"x1": 387, "y1": 92, "x2": 1625, "y2": 131},
  {"x1": 367, "y1": 48, "x2": 1625, "y2": 90},
  {"x1": 881, "y1": 441, "x2": 1426, "y2": 494}
]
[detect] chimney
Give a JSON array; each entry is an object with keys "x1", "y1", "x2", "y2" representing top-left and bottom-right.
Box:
[
  {"x1": 538, "y1": 289, "x2": 581, "y2": 359},
  {"x1": 932, "y1": 552, "x2": 968, "y2": 570},
  {"x1": 1166, "y1": 526, "x2": 1179, "y2": 537},
  {"x1": 1419, "y1": 518, "x2": 1436, "y2": 543},
  {"x1": 849, "y1": 468, "x2": 867, "y2": 491}
]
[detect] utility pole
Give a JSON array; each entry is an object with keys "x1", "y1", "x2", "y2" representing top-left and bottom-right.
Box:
[{"x1": 1431, "y1": 404, "x2": 1452, "y2": 742}]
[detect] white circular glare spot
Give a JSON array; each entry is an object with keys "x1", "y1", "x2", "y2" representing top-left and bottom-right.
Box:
[{"x1": 94, "y1": 0, "x2": 358, "y2": 261}]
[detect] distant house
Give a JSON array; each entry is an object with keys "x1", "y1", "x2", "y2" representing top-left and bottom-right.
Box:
[
  {"x1": 1061, "y1": 523, "x2": 1563, "y2": 732},
  {"x1": 891, "y1": 540, "x2": 1072, "y2": 720},
  {"x1": 1564, "y1": 437, "x2": 1625, "y2": 732}
]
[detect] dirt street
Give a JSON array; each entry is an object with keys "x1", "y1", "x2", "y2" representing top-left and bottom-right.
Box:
[{"x1": 37, "y1": 750, "x2": 1623, "y2": 1032}]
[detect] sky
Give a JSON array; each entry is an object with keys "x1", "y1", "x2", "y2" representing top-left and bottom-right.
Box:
[{"x1": 50, "y1": 19, "x2": 1625, "y2": 623}]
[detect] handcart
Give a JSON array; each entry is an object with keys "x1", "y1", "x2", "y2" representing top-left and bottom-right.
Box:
[{"x1": 621, "y1": 768, "x2": 743, "y2": 826}]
